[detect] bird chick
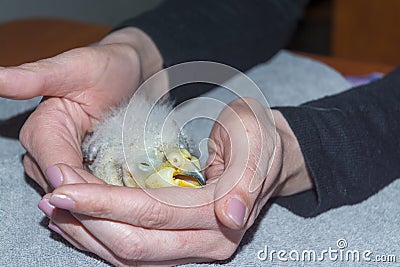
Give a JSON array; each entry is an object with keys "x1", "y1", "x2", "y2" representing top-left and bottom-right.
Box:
[{"x1": 82, "y1": 96, "x2": 206, "y2": 189}]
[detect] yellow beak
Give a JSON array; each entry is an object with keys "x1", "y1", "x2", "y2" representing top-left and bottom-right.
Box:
[{"x1": 145, "y1": 148, "x2": 206, "y2": 188}]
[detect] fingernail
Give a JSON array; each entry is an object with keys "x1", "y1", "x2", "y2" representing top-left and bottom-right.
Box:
[
  {"x1": 38, "y1": 199, "x2": 55, "y2": 217},
  {"x1": 48, "y1": 221, "x2": 63, "y2": 235},
  {"x1": 50, "y1": 194, "x2": 74, "y2": 210},
  {"x1": 227, "y1": 197, "x2": 246, "y2": 227},
  {"x1": 45, "y1": 166, "x2": 63, "y2": 188}
]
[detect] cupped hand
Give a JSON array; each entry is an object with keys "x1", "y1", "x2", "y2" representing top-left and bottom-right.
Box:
[
  {"x1": 38, "y1": 98, "x2": 313, "y2": 266},
  {"x1": 0, "y1": 28, "x2": 162, "y2": 192},
  {"x1": 207, "y1": 98, "x2": 313, "y2": 230}
]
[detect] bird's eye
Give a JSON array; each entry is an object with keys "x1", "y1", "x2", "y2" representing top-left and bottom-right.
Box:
[
  {"x1": 166, "y1": 150, "x2": 184, "y2": 168},
  {"x1": 138, "y1": 162, "x2": 151, "y2": 171}
]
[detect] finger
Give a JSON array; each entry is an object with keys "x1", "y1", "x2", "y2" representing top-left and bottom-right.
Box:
[
  {"x1": 0, "y1": 45, "x2": 139, "y2": 117},
  {"x1": 210, "y1": 98, "x2": 277, "y2": 230},
  {"x1": 74, "y1": 213, "x2": 226, "y2": 261},
  {"x1": 49, "y1": 163, "x2": 217, "y2": 229},
  {"x1": 50, "y1": 208, "x2": 126, "y2": 264},
  {"x1": 23, "y1": 154, "x2": 97, "y2": 193},
  {"x1": 52, "y1": 210, "x2": 213, "y2": 265},
  {"x1": 46, "y1": 163, "x2": 105, "y2": 188},
  {"x1": 48, "y1": 221, "x2": 88, "y2": 252},
  {"x1": 49, "y1": 183, "x2": 217, "y2": 230},
  {"x1": 40, "y1": 196, "x2": 128, "y2": 265},
  {"x1": 0, "y1": 48, "x2": 96, "y2": 100},
  {"x1": 38, "y1": 196, "x2": 88, "y2": 251}
]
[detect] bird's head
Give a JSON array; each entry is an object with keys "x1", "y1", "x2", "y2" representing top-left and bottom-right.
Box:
[{"x1": 123, "y1": 145, "x2": 206, "y2": 188}]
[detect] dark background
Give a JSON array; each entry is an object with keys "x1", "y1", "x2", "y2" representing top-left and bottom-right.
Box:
[{"x1": 0, "y1": 0, "x2": 399, "y2": 65}]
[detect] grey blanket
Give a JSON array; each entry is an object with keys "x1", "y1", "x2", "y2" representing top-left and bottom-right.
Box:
[{"x1": 1, "y1": 51, "x2": 398, "y2": 266}]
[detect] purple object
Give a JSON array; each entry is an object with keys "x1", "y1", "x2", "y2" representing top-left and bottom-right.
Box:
[{"x1": 345, "y1": 72, "x2": 384, "y2": 87}]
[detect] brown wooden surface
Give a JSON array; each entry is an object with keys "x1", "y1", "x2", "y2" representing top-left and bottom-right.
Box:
[
  {"x1": 0, "y1": 18, "x2": 111, "y2": 66},
  {"x1": 0, "y1": 18, "x2": 395, "y2": 75},
  {"x1": 332, "y1": 0, "x2": 400, "y2": 65}
]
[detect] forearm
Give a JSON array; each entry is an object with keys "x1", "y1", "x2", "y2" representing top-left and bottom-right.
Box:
[{"x1": 274, "y1": 67, "x2": 400, "y2": 217}]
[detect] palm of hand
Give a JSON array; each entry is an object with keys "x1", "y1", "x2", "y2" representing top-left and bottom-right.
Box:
[{"x1": 1, "y1": 45, "x2": 141, "y2": 191}]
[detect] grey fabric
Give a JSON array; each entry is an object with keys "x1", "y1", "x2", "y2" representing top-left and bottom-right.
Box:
[{"x1": 1, "y1": 51, "x2": 398, "y2": 266}]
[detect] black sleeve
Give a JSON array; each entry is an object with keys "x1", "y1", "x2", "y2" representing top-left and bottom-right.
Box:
[
  {"x1": 114, "y1": 0, "x2": 308, "y2": 71},
  {"x1": 274, "y1": 67, "x2": 400, "y2": 217},
  {"x1": 114, "y1": 0, "x2": 308, "y2": 103}
]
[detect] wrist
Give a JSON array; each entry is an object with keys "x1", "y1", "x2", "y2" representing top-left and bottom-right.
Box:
[
  {"x1": 271, "y1": 110, "x2": 314, "y2": 196},
  {"x1": 99, "y1": 27, "x2": 163, "y2": 82}
]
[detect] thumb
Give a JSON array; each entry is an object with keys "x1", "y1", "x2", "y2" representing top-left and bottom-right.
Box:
[
  {"x1": 210, "y1": 98, "x2": 276, "y2": 230},
  {"x1": 213, "y1": 158, "x2": 266, "y2": 231},
  {"x1": 0, "y1": 48, "x2": 92, "y2": 100},
  {"x1": 47, "y1": 163, "x2": 105, "y2": 187}
]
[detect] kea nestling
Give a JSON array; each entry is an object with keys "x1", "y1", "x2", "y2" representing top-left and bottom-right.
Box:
[{"x1": 82, "y1": 95, "x2": 206, "y2": 188}]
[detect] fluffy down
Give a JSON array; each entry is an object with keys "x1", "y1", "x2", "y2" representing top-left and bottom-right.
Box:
[{"x1": 82, "y1": 95, "x2": 198, "y2": 188}]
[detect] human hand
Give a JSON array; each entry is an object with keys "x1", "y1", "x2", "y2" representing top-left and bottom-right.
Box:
[
  {"x1": 0, "y1": 27, "x2": 162, "y2": 192},
  {"x1": 206, "y1": 98, "x2": 314, "y2": 230},
  {"x1": 38, "y1": 98, "x2": 313, "y2": 266}
]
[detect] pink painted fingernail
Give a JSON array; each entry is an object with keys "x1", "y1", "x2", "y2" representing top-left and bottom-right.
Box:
[
  {"x1": 227, "y1": 197, "x2": 246, "y2": 227},
  {"x1": 38, "y1": 199, "x2": 55, "y2": 217},
  {"x1": 48, "y1": 221, "x2": 63, "y2": 235},
  {"x1": 45, "y1": 166, "x2": 63, "y2": 188},
  {"x1": 50, "y1": 194, "x2": 74, "y2": 210}
]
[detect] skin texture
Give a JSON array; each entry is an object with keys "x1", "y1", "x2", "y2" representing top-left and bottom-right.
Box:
[
  {"x1": 1, "y1": 28, "x2": 160, "y2": 192},
  {"x1": 0, "y1": 28, "x2": 313, "y2": 265}
]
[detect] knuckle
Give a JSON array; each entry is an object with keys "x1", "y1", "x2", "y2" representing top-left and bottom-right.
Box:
[
  {"x1": 19, "y1": 122, "x2": 32, "y2": 149},
  {"x1": 22, "y1": 153, "x2": 52, "y2": 192},
  {"x1": 227, "y1": 97, "x2": 247, "y2": 108},
  {"x1": 223, "y1": 98, "x2": 260, "y2": 126},
  {"x1": 62, "y1": 47, "x2": 93, "y2": 62},
  {"x1": 138, "y1": 201, "x2": 172, "y2": 228},
  {"x1": 22, "y1": 154, "x2": 35, "y2": 177},
  {"x1": 65, "y1": 47, "x2": 98, "y2": 70},
  {"x1": 211, "y1": 243, "x2": 237, "y2": 261},
  {"x1": 111, "y1": 231, "x2": 147, "y2": 260},
  {"x1": 19, "y1": 113, "x2": 45, "y2": 152},
  {"x1": 83, "y1": 186, "x2": 115, "y2": 216},
  {"x1": 203, "y1": 233, "x2": 239, "y2": 261},
  {"x1": 227, "y1": 97, "x2": 256, "y2": 112}
]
